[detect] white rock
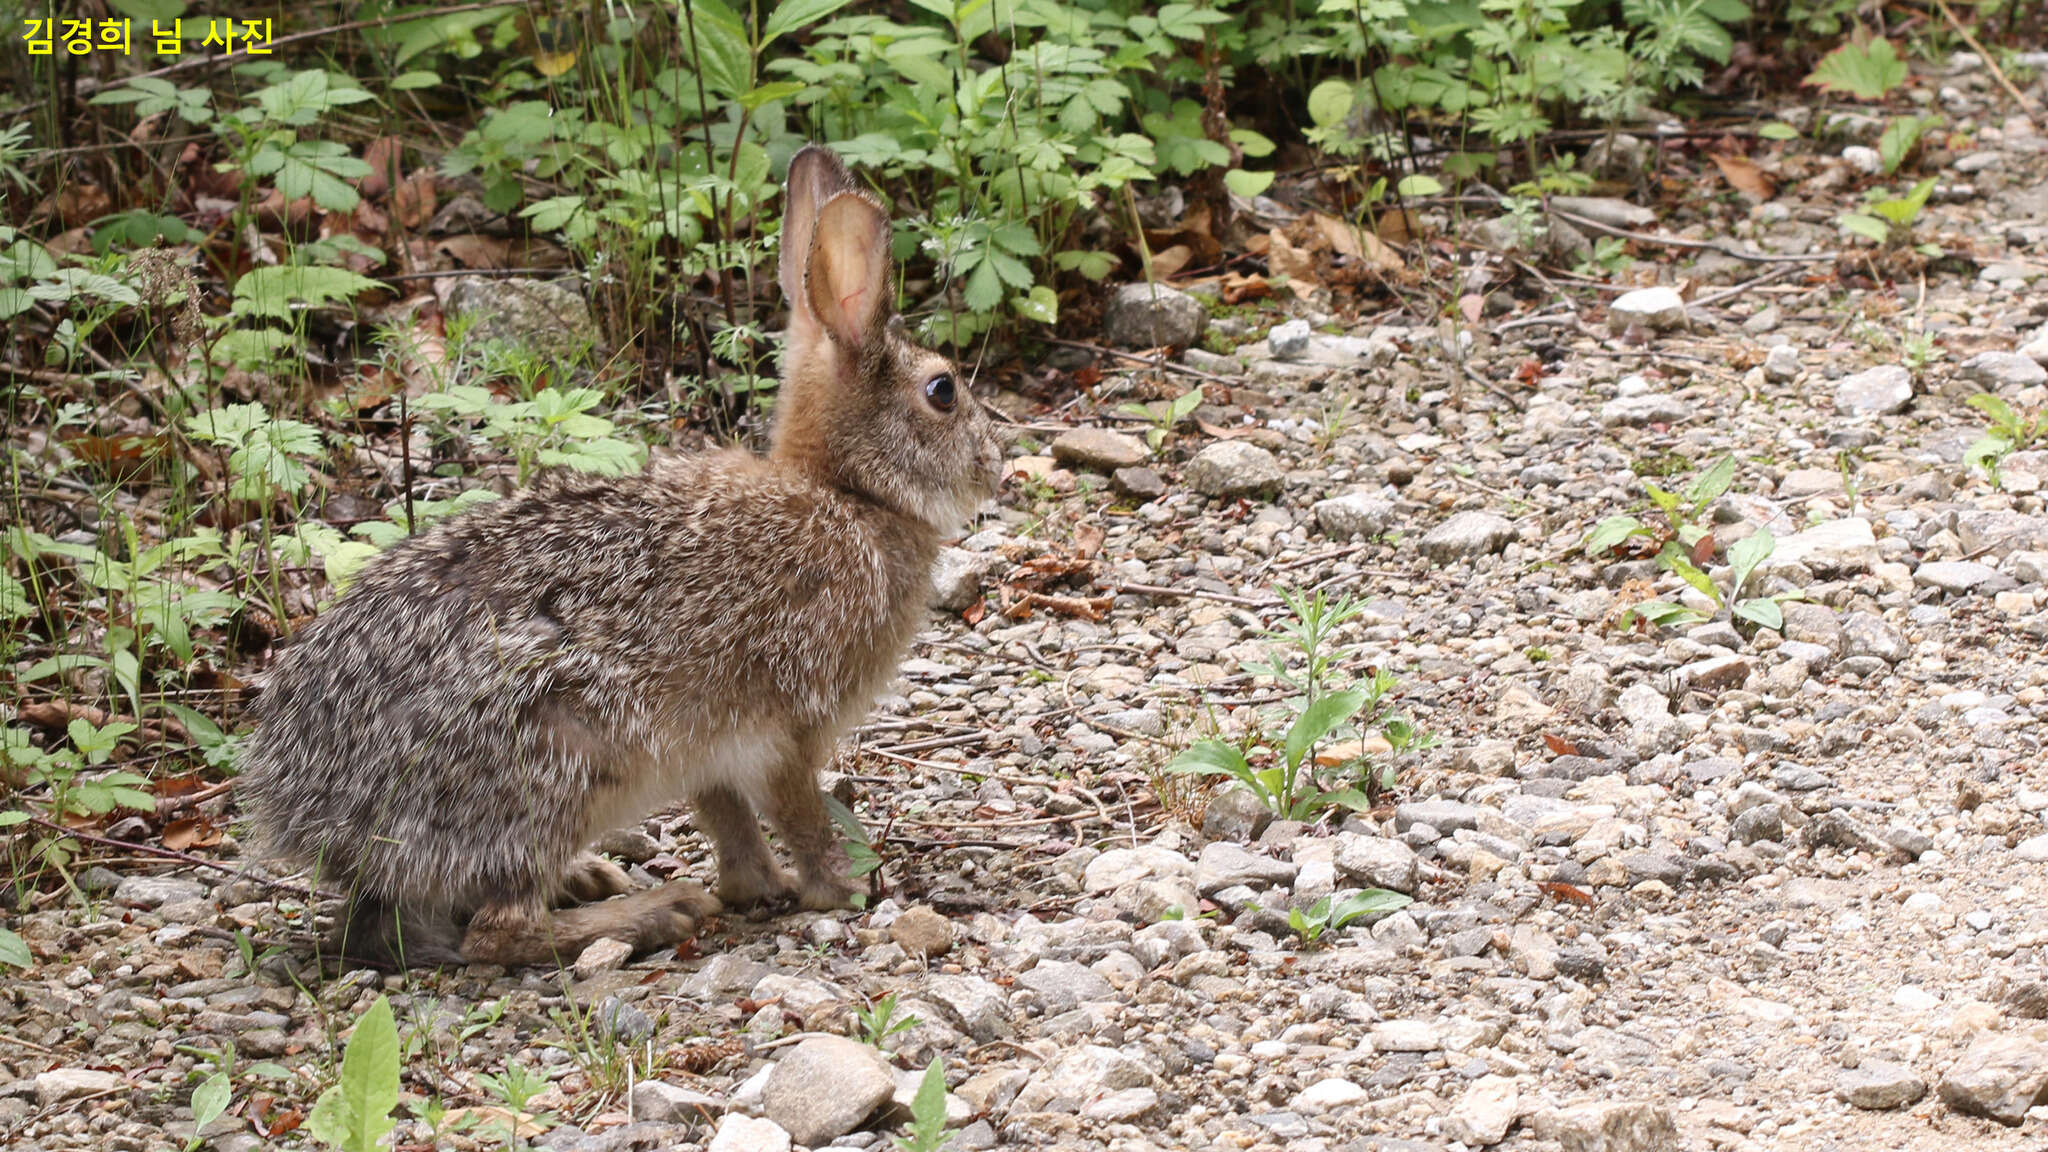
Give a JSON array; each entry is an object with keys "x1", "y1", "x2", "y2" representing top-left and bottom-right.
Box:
[
  {"x1": 1292, "y1": 1077, "x2": 1368, "y2": 1113},
  {"x1": 707, "y1": 1114, "x2": 791, "y2": 1152},
  {"x1": 1446, "y1": 1074, "x2": 1521, "y2": 1146},
  {"x1": 1607, "y1": 286, "x2": 1688, "y2": 332},
  {"x1": 1835, "y1": 365, "x2": 1913, "y2": 416},
  {"x1": 34, "y1": 1068, "x2": 124, "y2": 1106}
]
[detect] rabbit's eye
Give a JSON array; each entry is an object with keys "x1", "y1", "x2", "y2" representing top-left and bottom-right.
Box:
[{"x1": 924, "y1": 373, "x2": 957, "y2": 413}]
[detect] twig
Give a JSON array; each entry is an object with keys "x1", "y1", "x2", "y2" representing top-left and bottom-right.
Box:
[
  {"x1": 1691, "y1": 261, "x2": 1814, "y2": 310},
  {"x1": 1935, "y1": 0, "x2": 2039, "y2": 115},
  {"x1": 24, "y1": 817, "x2": 343, "y2": 902},
  {"x1": 1545, "y1": 207, "x2": 1841, "y2": 264},
  {"x1": 1043, "y1": 338, "x2": 1240, "y2": 386},
  {"x1": 1113, "y1": 581, "x2": 1280, "y2": 608}
]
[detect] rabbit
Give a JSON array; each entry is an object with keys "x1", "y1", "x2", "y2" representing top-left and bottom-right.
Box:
[{"x1": 239, "y1": 146, "x2": 1002, "y2": 968}]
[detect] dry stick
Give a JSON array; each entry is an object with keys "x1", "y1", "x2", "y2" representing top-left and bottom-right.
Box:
[
  {"x1": 1545, "y1": 207, "x2": 1842, "y2": 264},
  {"x1": 1043, "y1": 338, "x2": 1240, "y2": 386},
  {"x1": 25, "y1": 816, "x2": 343, "y2": 902},
  {"x1": 1113, "y1": 581, "x2": 1280, "y2": 609},
  {"x1": 1690, "y1": 260, "x2": 1814, "y2": 310},
  {"x1": 1935, "y1": 0, "x2": 2040, "y2": 115}
]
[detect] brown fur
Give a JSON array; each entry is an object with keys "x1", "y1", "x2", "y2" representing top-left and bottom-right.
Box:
[{"x1": 240, "y1": 147, "x2": 1001, "y2": 969}]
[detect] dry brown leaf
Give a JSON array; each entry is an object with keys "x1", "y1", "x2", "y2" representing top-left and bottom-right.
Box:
[
  {"x1": 1149, "y1": 244, "x2": 1192, "y2": 280},
  {"x1": 162, "y1": 818, "x2": 223, "y2": 852},
  {"x1": 1459, "y1": 293, "x2": 1485, "y2": 325},
  {"x1": 1709, "y1": 153, "x2": 1775, "y2": 202},
  {"x1": 1266, "y1": 228, "x2": 1320, "y2": 292},
  {"x1": 1312, "y1": 211, "x2": 1364, "y2": 259},
  {"x1": 1073, "y1": 523, "x2": 1106, "y2": 559},
  {"x1": 360, "y1": 137, "x2": 404, "y2": 200},
  {"x1": 1219, "y1": 272, "x2": 1270, "y2": 304},
  {"x1": 1195, "y1": 420, "x2": 1265, "y2": 440},
  {"x1": 432, "y1": 234, "x2": 519, "y2": 269},
  {"x1": 394, "y1": 171, "x2": 438, "y2": 230}
]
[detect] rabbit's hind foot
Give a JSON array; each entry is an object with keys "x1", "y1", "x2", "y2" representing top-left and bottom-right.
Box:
[
  {"x1": 554, "y1": 851, "x2": 632, "y2": 905},
  {"x1": 459, "y1": 882, "x2": 719, "y2": 968}
]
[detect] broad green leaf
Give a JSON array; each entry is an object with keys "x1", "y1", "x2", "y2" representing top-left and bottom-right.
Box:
[
  {"x1": 1582, "y1": 515, "x2": 1646, "y2": 556},
  {"x1": 740, "y1": 80, "x2": 806, "y2": 110},
  {"x1": 1223, "y1": 169, "x2": 1276, "y2": 198},
  {"x1": 1167, "y1": 739, "x2": 1252, "y2": 782},
  {"x1": 0, "y1": 927, "x2": 28, "y2": 968},
  {"x1": 1307, "y1": 79, "x2": 1355, "y2": 129},
  {"x1": 521, "y1": 195, "x2": 585, "y2": 232},
  {"x1": 1966, "y1": 393, "x2": 2019, "y2": 428},
  {"x1": 306, "y1": 995, "x2": 400, "y2": 1152},
  {"x1": 1684, "y1": 454, "x2": 1736, "y2": 505},
  {"x1": 1230, "y1": 129, "x2": 1276, "y2": 158},
  {"x1": 1732, "y1": 597, "x2": 1783, "y2": 630},
  {"x1": 1395, "y1": 174, "x2": 1444, "y2": 197},
  {"x1": 763, "y1": 0, "x2": 856, "y2": 44},
  {"x1": 677, "y1": 0, "x2": 756, "y2": 100},
  {"x1": 1803, "y1": 38, "x2": 1907, "y2": 101},
  {"x1": 1284, "y1": 688, "x2": 1367, "y2": 771},
  {"x1": 1663, "y1": 554, "x2": 1722, "y2": 607},
  {"x1": 1328, "y1": 887, "x2": 1412, "y2": 927},
  {"x1": 1726, "y1": 528, "x2": 1773, "y2": 597},
  {"x1": 1758, "y1": 122, "x2": 1799, "y2": 140},
  {"x1": 1839, "y1": 214, "x2": 1889, "y2": 244},
  {"x1": 1014, "y1": 284, "x2": 1058, "y2": 324},
  {"x1": 390, "y1": 70, "x2": 442, "y2": 91},
  {"x1": 191, "y1": 1072, "x2": 231, "y2": 1130}
]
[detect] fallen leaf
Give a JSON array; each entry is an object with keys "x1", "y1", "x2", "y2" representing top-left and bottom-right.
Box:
[
  {"x1": 1709, "y1": 152, "x2": 1775, "y2": 202},
  {"x1": 1541, "y1": 732, "x2": 1579, "y2": 756},
  {"x1": 1149, "y1": 243, "x2": 1192, "y2": 280},
  {"x1": 162, "y1": 818, "x2": 222, "y2": 851},
  {"x1": 1459, "y1": 293, "x2": 1484, "y2": 325},
  {"x1": 1219, "y1": 272, "x2": 1270, "y2": 304},
  {"x1": 393, "y1": 171, "x2": 438, "y2": 230},
  {"x1": 64, "y1": 433, "x2": 171, "y2": 482},
  {"x1": 1538, "y1": 881, "x2": 1595, "y2": 907},
  {"x1": 360, "y1": 136, "x2": 404, "y2": 200},
  {"x1": 1073, "y1": 523, "x2": 1106, "y2": 559},
  {"x1": 432, "y1": 234, "x2": 519, "y2": 269}
]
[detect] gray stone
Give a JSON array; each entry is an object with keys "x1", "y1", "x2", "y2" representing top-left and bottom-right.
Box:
[
  {"x1": 1051, "y1": 427, "x2": 1149, "y2": 472},
  {"x1": 597, "y1": 996, "x2": 654, "y2": 1045},
  {"x1": 1730, "y1": 806, "x2": 1784, "y2": 845},
  {"x1": 1914, "y1": 560, "x2": 2014, "y2": 595},
  {"x1": 1334, "y1": 835, "x2": 1420, "y2": 893},
  {"x1": 1763, "y1": 344, "x2": 1801, "y2": 381},
  {"x1": 1607, "y1": 287, "x2": 1688, "y2": 332},
  {"x1": 594, "y1": 827, "x2": 658, "y2": 863},
  {"x1": 1530, "y1": 1100, "x2": 1679, "y2": 1152},
  {"x1": 1084, "y1": 845, "x2": 1195, "y2": 891},
  {"x1": 761, "y1": 1036, "x2": 897, "y2": 1147},
  {"x1": 706, "y1": 1114, "x2": 790, "y2": 1152},
  {"x1": 1599, "y1": 394, "x2": 1689, "y2": 427},
  {"x1": 1394, "y1": 800, "x2": 1484, "y2": 834},
  {"x1": 1938, "y1": 1034, "x2": 2048, "y2": 1125},
  {"x1": 1104, "y1": 283, "x2": 1207, "y2": 349},
  {"x1": 1954, "y1": 511, "x2": 2048, "y2": 557},
  {"x1": 1807, "y1": 811, "x2": 1905, "y2": 860},
  {"x1": 113, "y1": 874, "x2": 206, "y2": 909},
  {"x1": 1313, "y1": 491, "x2": 1396, "y2": 540},
  {"x1": 1421, "y1": 512, "x2": 1517, "y2": 562},
  {"x1": 1202, "y1": 787, "x2": 1272, "y2": 842},
  {"x1": 1445, "y1": 1074, "x2": 1521, "y2": 1146},
  {"x1": 1766, "y1": 518, "x2": 1879, "y2": 576},
  {"x1": 1959, "y1": 350, "x2": 2048, "y2": 391},
  {"x1": 888, "y1": 905, "x2": 955, "y2": 957},
  {"x1": 1111, "y1": 466, "x2": 1167, "y2": 501},
  {"x1": 571, "y1": 937, "x2": 633, "y2": 982},
  {"x1": 1017, "y1": 959, "x2": 1113, "y2": 1011},
  {"x1": 1195, "y1": 841, "x2": 1296, "y2": 895},
  {"x1": 929, "y1": 547, "x2": 999, "y2": 613},
  {"x1": 1839, "y1": 1060, "x2": 1928, "y2": 1110},
  {"x1": 631, "y1": 1080, "x2": 725, "y2": 1123},
  {"x1": 1079, "y1": 1086, "x2": 1158, "y2": 1122},
  {"x1": 446, "y1": 277, "x2": 600, "y2": 358},
  {"x1": 34, "y1": 1068, "x2": 124, "y2": 1106},
  {"x1": 1841, "y1": 612, "x2": 1908, "y2": 662},
  {"x1": 1835, "y1": 365, "x2": 1913, "y2": 416},
  {"x1": 1268, "y1": 319, "x2": 1313, "y2": 359},
  {"x1": 1620, "y1": 853, "x2": 1688, "y2": 885},
  {"x1": 1014, "y1": 1045, "x2": 1154, "y2": 1113},
  {"x1": 923, "y1": 974, "x2": 1012, "y2": 1042},
  {"x1": 1185, "y1": 442, "x2": 1285, "y2": 500}
]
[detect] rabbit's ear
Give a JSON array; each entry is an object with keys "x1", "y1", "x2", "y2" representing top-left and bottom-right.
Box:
[
  {"x1": 805, "y1": 191, "x2": 892, "y2": 352},
  {"x1": 780, "y1": 147, "x2": 854, "y2": 314}
]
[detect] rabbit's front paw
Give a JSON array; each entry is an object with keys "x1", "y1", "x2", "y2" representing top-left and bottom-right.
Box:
[
  {"x1": 717, "y1": 863, "x2": 800, "y2": 915},
  {"x1": 797, "y1": 872, "x2": 863, "y2": 912}
]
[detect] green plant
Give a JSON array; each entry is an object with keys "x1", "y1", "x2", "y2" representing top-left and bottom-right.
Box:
[
  {"x1": 853, "y1": 992, "x2": 921, "y2": 1048},
  {"x1": 474, "y1": 1060, "x2": 557, "y2": 1144},
  {"x1": 1803, "y1": 36, "x2": 1909, "y2": 101},
  {"x1": 1284, "y1": 889, "x2": 1413, "y2": 947},
  {"x1": 1582, "y1": 453, "x2": 1735, "y2": 560},
  {"x1": 1118, "y1": 386, "x2": 1205, "y2": 453},
  {"x1": 417, "y1": 383, "x2": 646, "y2": 486},
  {"x1": 1964, "y1": 393, "x2": 2048, "y2": 487},
  {"x1": 183, "y1": 1070, "x2": 232, "y2": 1152},
  {"x1": 1837, "y1": 177, "x2": 1939, "y2": 252},
  {"x1": 3, "y1": 719, "x2": 155, "y2": 872},
  {"x1": 184, "y1": 403, "x2": 326, "y2": 502},
  {"x1": 1168, "y1": 589, "x2": 1429, "y2": 820},
  {"x1": 307, "y1": 994, "x2": 401, "y2": 1152},
  {"x1": 825, "y1": 794, "x2": 879, "y2": 906},
  {"x1": 1624, "y1": 526, "x2": 1799, "y2": 631},
  {"x1": 892, "y1": 1059, "x2": 951, "y2": 1152}
]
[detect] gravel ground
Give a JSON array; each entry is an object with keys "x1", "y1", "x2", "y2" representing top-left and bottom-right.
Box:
[{"x1": 8, "y1": 53, "x2": 2048, "y2": 1152}]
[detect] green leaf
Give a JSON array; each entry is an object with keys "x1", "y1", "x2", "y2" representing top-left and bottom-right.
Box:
[
  {"x1": 1284, "y1": 688, "x2": 1367, "y2": 771},
  {"x1": 1223, "y1": 169, "x2": 1276, "y2": 198},
  {"x1": 0, "y1": 927, "x2": 28, "y2": 968},
  {"x1": 763, "y1": 0, "x2": 856, "y2": 45},
  {"x1": 1231, "y1": 129, "x2": 1277, "y2": 159},
  {"x1": 1395, "y1": 174, "x2": 1444, "y2": 197},
  {"x1": 192, "y1": 1071, "x2": 232, "y2": 1130},
  {"x1": 677, "y1": 0, "x2": 755, "y2": 100},
  {"x1": 307, "y1": 995, "x2": 400, "y2": 1152},
  {"x1": 1625, "y1": 600, "x2": 1709, "y2": 628},
  {"x1": 1663, "y1": 554, "x2": 1722, "y2": 607},
  {"x1": 1307, "y1": 79, "x2": 1355, "y2": 129},
  {"x1": 520, "y1": 195, "x2": 585, "y2": 232},
  {"x1": 740, "y1": 80, "x2": 807, "y2": 110},
  {"x1": 1726, "y1": 528, "x2": 1773, "y2": 598},
  {"x1": 1684, "y1": 455, "x2": 1736, "y2": 505},
  {"x1": 1732, "y1": 596, "x2": 1783, "y2": 630},
  {"x1": 231, "y1": 266, "x2": 382, "y2": 322},
  {"x1": 1582, "y1": 515, "x2": 1647, "y2": 556},
  {"x1": 390, "y1": 70, "x2": 442, "y2": 91},
  {"x1": 1014, "y1": 284, "x2": 1058, "y2": 325},
  {"x1": 1167, "y1": 739, "x2": 1252, "y2": 782},
  {"x1": 1839, "y1": 213, "x2": 1890, "y2": 244},
  {"x1": 1758, "y1": 122, "x2": 1799, "y2": 140},
  {"x1": 1803, "y1": 37, "x2": 1907, "y2": 101},
  {"x1": 1327, "y1": 887, "x2": 1412, "y2": 928},
  {"x1": 893, "y1": 1059, "x2": 948, "y2": 1152}
]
